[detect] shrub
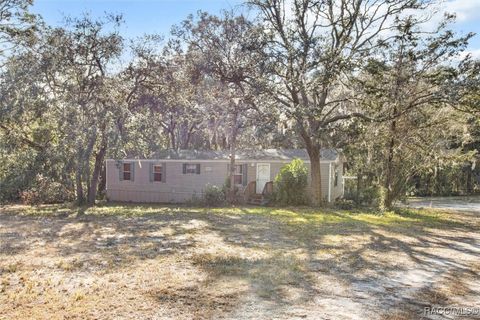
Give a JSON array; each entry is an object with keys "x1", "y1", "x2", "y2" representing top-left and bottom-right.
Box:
[
  {"x1": 273, "y1": 158, "x2": 309, "y2": 205},
  {"x1": 203, "y1": 184, "x2": 226, "y2": 207},
  {"x1": 20, "y1": 175, "x2": 74, "y2": 205},
  {"x1": 335, "y1": 199, "x2": 355, "y2": 210},
  {"x1": 360, "y1": 185, "x2": 381, "y2": 207},
  {"x1": 222, "y1": 177, "x2": 239, "y2": 195}
]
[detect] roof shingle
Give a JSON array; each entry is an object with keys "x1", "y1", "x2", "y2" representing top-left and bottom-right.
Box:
[{"x1": 131, "y1": 149, "x2": 341, "y2": 161}]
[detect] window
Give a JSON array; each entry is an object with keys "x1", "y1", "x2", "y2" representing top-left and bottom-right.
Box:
[
  {"x1": 123, "y1": 163, "x2": 132, "y2": 181},
  {"x1": 234, "y1": 165, "x2": 243, "y2": 185},
  {"x1": 153, "y1": 165, "x2": 162, "y2": 182},
  {"x1": 334, "y1": 169, "x2": 339, "y2": 187},
  {"x1": 183, "y1": 163, "x2": 200, "y2": 174},
  {"x1": 185, "y1": 164, "x2": 197, "y2": 174}
]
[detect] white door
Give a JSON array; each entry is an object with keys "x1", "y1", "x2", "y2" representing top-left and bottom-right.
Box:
[{"x1": 256, "y1": 163, "x2": 270, "y2": 194}]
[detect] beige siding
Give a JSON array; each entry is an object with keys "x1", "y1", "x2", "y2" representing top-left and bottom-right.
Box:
[
  {"x1": 316, "y1": 161, "x2": 345, "y2": 202},
  {"x1": 331, "y1": 161, "x2": 345, "y2": 201},
  {"x1": 107, "y1": 160, "x2": 230, "y2": 203},
  {"x1": 106, "y1": 159, "x2": 343, "y2": 203}
]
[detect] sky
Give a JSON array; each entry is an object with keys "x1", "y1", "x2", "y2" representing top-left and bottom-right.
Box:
[
  {"x1": 32, "y1": 0, "x2": 480, "y2": 58},
  {"x1": 32, "y1": 0, "x2": 245, "y2": 39}
]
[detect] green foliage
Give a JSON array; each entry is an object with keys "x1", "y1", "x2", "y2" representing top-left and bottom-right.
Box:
[
  {"x1": 411, "y1": 163, "x2": 480, "y2": 197},
  {"x1": 19, "y1": 175, "x2": 74, "y2": 205},
  {"x1": 334, "y1": 199, "x2": 355, "y2": 210},
  {"x1": 0, "y1": 1, "x2": 478, "y2": 209},
  {"x1": 222, "y1": 177, "x2": 239, "y2": 195},
  {"x1": 0, "y1": 148, "x2": 34, "y2": 202},
  {"x1": 273, "y1": 159, "x2": 308, "y2": 205},
  {"x1": 342, "y1": 176, "x2": 382, "y2": 208},
  {"x1": 362, "y1": 186, "x2": 382, "y2": 208},
  {"x1": 0, "y1": 0, "x2": 36, "y2": 58},
  {"x1": 202, "y1": 184, "x2": 226, "y2": 207}
]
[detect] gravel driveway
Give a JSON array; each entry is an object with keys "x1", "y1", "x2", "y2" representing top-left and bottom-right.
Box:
[{"x1": 406, "y1": 196, "x2": 480, "y2": 212}]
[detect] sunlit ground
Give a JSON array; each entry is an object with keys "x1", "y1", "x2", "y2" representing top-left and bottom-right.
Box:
[{"x1": 1, "y1": 203, "x2": 479, "y2": 319}]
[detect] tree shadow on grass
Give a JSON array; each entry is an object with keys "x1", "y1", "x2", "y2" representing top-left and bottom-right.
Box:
[
  {"x1": 188, "y1": 207, "x2": 480, "y2": 318},
  {"x1": 1, "y1": 203, "x2": 479, "y2": 319},
  {"x1": 0, "y1": 209, "x2": 202, "y2": 272}
]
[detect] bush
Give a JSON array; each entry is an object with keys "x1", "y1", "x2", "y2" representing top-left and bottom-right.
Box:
[
  {"x1": 222, "y1": 177, "x2": 239, "y2": 195},
  {"x1": 335, "y1": 199, "x2": 355, "y2": 210},
  {"x1": 273, "y1": 158, "x2": 309, "y2": 205},
  {"x1": 20, "y1": 175, "x2": 74, "y2": 205},
  {"x1": 360, "y1": 185, "x2": 381, "y2": 207},
  {"x1": 203, "y1": 184, "x2": 226, "y2": 207}
]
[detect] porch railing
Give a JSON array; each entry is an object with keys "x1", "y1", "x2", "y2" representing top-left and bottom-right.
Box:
[
  {"x1": 243, "y1": 181, "x2": 256, "y2": 202},
  {"x1": 262, "y1": 181, "x2": 274, "y2": 196}
]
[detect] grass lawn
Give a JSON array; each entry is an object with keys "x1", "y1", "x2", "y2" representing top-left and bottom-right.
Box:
[{"x1": 1, "y1": 203, "x2": 479, "y2": 319}]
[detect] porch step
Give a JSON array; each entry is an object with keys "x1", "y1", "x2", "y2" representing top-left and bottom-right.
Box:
[{"x1": 247, "y1": 193, "x2": 269, "y2": 205}]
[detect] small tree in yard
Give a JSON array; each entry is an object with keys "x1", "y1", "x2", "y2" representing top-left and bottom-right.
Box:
[{"x1": 274, "y1": 159, "x2": 308, "y2": 205}]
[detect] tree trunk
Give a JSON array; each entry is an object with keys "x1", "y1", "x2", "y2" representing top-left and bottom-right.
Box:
[
  {"x1": 75, "y1": 166, "x2": 84, "y2": 204},
  {"x1": 356, "y1": 172, "x2": 363, "y2": 204},
  {"x1": 84, "y1": 131, "x2": 97, "y2": 202},
  {"x1": 220, "y1": 134, "x2": 227, "y2": 150},
  {"x1": 75, "y1": 140, "x2": 85, "y2": 205},
  {"x1": 382, "y1": 40, "x2": 405, "y2": 211},
  {"x1": 87, "y1": 138, "x2": 107, "y2": 206},
  {"x1": 383, "y1": 119, "x2": 397, "y2": 210},
  {"x1": 169, "y1": 129, "x2": 176, "y2": 150},
  {"x1": 306, "y1": 146, "x2": 322, "y2": 206},
  {"x1": 98, "y1": 163, "x2": 107, "y2": 196},
  {"x1": 210, "y1": 131, "x2": 217, "y2": 150},
  {"x1": 433, "y1": 166, "x2": 439, "y2": 195},
  {"x1": 466, "y1": 163, "x2": 473, "y2": 194},
  {"x1": 182, "y1": 124, "x2": 195, "y2": 149}
]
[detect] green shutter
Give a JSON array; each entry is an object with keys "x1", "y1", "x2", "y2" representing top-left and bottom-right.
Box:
[
  {"x1": 119, "y1": 161, "x2": 124, "y2": 181},
  {"x1": 131, "y1": 162, "x2": 135, "y2": 181},
  {"x1": 149, "y1": 163, "x2": 153, "y2": 182},
  {"x1": 162, "y1": 162, "x2": 166, "y2": 182},
  {"x1": 242, "y1": 164, "x2": 248, "y2": 186},
  {"x1": 226, "y1": 164, "x2": 231, "y2": 184},
  {"x1": 196, "y1": 164, "x2": 201, "y2": 174},
  {"x1": 183, "y1": 163, "x2": 187, "y2": 174}
]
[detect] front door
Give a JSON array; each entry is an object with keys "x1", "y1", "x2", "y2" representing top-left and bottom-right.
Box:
[{"x1": 256, "y1": 163, "x2": 270, "y2": 194}]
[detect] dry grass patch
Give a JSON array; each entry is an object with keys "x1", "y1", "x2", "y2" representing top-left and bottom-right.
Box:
[
  {"x1": 0, "y1": 203, "x2": 478, "y2": 319},
  {"x1": 381, "y1": 311, "x2": 418, "y2": 320},
  {"x1": 191, "y1": 252, "x2": 311, "y2": 300}
]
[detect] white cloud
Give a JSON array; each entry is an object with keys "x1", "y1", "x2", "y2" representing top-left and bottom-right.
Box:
[
  {"x1": 458, "y1": 48, "x2": 480, "y2": 60},
  {"x1": 444, "y1": 0, "x2": 480, "y2": 22}
]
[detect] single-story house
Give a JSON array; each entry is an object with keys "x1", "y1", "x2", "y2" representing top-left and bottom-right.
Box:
[{"x1": 106, "y1": 149, "x2": 345, "y2": 204}]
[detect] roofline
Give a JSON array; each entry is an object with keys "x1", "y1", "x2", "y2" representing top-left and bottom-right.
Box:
[{"x1": 106, "y1": 158, "x2": 341, "y2": 163}]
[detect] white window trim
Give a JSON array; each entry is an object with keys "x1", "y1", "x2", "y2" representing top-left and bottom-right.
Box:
[
  {"x1": 328, "y1": 163, "x2": 332, "y2": 203},
  {"x1": 234, "y1": 164, "x2": 243, "y2": 186}
]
